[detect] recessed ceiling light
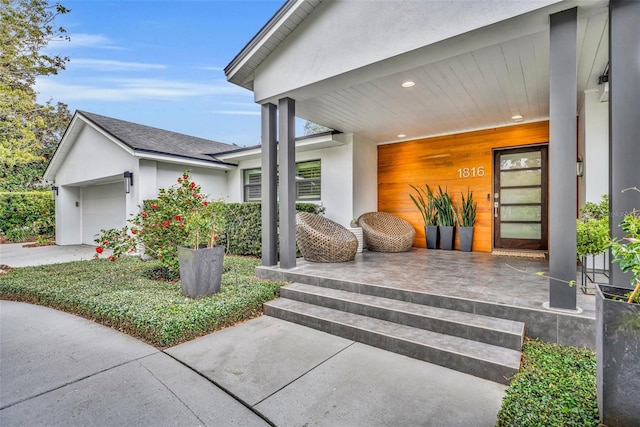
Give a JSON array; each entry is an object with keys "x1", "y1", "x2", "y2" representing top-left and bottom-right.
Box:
[
  {"x1": 401, "y1": 81, "x2": 415, "y2": 88},
  {"x1": 511, "y1": 114, "x2": 524, "y2": 121},
  {"x1": 397, "y1": 134, "x2": 406, "y2": 138}
]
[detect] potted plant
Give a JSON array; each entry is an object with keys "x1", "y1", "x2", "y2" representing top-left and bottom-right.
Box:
[
  {"x1": 433, "y1": 186, "x2": 457, "y2": 250},
  {"x1": 178, "y1": 199, "x2": 226, "y2": 298},
  {"x1": 457, "y1": 188, "x2": 477, "y2": 252},
  {"x1": 409, "y1": 184, "x2": 439, "y2": 249},
  {"x1": 95, "y1": 171, "x2": 226, "y2": 298},
  {"x1": 576, "y1": 196, "x2": 610, "y2": 289},
  {"x1": 595, "y1": 188, "x2": 639, "y2": 427},
  {"x1": 348, "y1": 218, "x2": 364, "y2": 253}
]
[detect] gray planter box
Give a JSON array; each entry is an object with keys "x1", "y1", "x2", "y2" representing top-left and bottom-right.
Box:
[
  {"x1": 439, "y1": 226, "x2": 455, "y2": 250},
  {"x1": 596, "y1": 284, "x2": 640, "y2": 427},
  {"x1": 178, "y1": 246, "x2": 225, "y2": 298},
  {"x1": 458, "y1": 226, "x2": 474, "y2": 252},
  {"x1": 425, "y1": 226, "x2": 439, "y2": 249}
]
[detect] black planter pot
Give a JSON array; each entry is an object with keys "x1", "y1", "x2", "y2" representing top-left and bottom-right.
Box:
[
  {"x1": 425, "y1": 225, "x2": 440, "y2": 249},
  {"x1": 178, "y1": 245, "x2": 225, "y2": 298},
  {"x1": 596, "y1": 284, "x2": 640, "y2": 427},
  {"x1": 458, "y1": 226, "x2": 474, "y2": 252},
  {"x1": 439, "y1": 226, "x2": 455, "y2": 250}
]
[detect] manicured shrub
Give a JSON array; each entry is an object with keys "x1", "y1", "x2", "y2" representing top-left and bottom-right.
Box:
[
  {"x1": 0, "y1": 256, "x2": 284, "y2": 347},
  {"x1": 0, "y1": 191, "x2": 55, "y2": 239},
  {"x1": 496, "y1": 340, "x2": 598, "y2": 427}
]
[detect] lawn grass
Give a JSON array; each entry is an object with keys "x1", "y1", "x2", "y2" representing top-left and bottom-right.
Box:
[
  {"x1": 0, "y1": 256, "x2": 284, "y2": 347},
  {"x1": 496, "y1": 339, "x2": 599, "y2": 427}
]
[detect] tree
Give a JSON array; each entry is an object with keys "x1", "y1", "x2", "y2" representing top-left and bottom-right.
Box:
[
  {"x1": 303, "y1": 120, "x2": 332, "y2": 136},
  {"x1": 0, "y1": 0, "x2": 70, "y2": 189}
]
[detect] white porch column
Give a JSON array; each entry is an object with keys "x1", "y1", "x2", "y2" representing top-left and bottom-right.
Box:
[
  {"x1": 548, "y1": 7, "x2": 578, "y2": 310},
  {"x1": 278, "y1": 97, "x2": 296, "y2": 269}
]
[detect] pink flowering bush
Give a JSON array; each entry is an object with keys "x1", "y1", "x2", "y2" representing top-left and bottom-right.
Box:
[{"x1": 95, "y1": 171, "x2": 225, "y2": 276}]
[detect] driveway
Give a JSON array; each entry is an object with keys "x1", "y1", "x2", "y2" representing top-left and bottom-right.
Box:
[{"x1": 0, "y1": 243, "x2": 102, "y2": 268}]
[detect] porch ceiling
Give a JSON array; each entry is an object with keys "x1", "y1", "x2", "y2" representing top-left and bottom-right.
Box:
[{"x1": 292, "y1": 5, "x2": 608, "y2": 144}]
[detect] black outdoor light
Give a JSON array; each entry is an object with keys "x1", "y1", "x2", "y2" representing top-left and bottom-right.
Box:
[
  {"x1": 51, "y1": 185, "x2": 58, "y2": 197},
  {"x1": 123, "y1": 171, "x2": 134, "y2": 194}
]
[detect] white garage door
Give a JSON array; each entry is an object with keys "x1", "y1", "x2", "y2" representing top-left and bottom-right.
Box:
[{"x1": 82, "y1": 182, "x2": 126, "y2": 245}]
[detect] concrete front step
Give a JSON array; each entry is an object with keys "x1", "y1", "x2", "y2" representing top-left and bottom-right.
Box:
[
  {"x1": 281, "y1": 283, "x2": 525, "y2": 350},
  {"x1": 264, "y1": 298, "x2": 521, "y2": 385}
]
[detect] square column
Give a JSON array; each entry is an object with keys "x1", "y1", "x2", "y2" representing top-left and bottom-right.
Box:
[
  {"x1": 609, "y1": 0, "x2": 640, "y2": 289},
  {"x1": 278, "y1": 97, "x2": 296, "y2": 269},
  {"x1": 261, "y1": 103, "x2": 278, "y2": 266},
  {"x1": 548, "y1": 7, "x2": 578, "y2": 310}
]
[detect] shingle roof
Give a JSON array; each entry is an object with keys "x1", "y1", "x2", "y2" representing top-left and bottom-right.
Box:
[{"x1": 78, "y1": 111, "x2": 238, "y2": 162}]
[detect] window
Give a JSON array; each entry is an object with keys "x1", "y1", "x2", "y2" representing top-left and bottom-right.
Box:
[
  {"x1": 243, "y1": 160, "x2": 321, "y2": 202},
  {"x1": 243, "y1": 169, "x2": 262, "y2": 202},
  {"x1": 295, "y1": 160, "x2": 321, "y2": 200}
]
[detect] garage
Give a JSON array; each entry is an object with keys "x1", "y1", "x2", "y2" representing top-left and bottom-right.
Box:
[{"x1": 81, "y1": 182, "x2": 126, "y2": 245}]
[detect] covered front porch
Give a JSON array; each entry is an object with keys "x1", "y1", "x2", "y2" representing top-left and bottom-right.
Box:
[{"x1": 257, "y1": 249, "x2": 595, "y2": 349}]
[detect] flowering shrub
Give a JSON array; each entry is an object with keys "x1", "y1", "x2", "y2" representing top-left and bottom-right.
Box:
[{"x1": 95, "y1": 171, "x2": 225, "y2": 276}]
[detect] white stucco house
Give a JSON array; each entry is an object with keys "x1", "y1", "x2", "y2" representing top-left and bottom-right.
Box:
[
  {"x1": 44, "y1": 110, "x2": 351, "y2": 245},
  {"x1": 222, "y1": 0, "x2": 638, "y2": 310}
]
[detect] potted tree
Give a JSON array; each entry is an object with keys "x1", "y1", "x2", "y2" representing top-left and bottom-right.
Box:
[
  {"x1": 596, "y1": 189, "x2": 639, "y2": 427},
  {"x1": 409, "y1": 184, "x2": 439, "y2": 249},
  {"x1": 457, "y1": 188, "x2": 477, "y2": 252},
  {"x1": 178, "y1": 199, "x2": 226, "y2": 298},
  {"x1": 576, "y1": 196, "x2": 610, "y2": 292},
  {"x1": 95, "y1": 171, "x2": 226, "y2": 298},
  {"x1": 433, "y1": 186, "x2": 457, "y2": 250}
]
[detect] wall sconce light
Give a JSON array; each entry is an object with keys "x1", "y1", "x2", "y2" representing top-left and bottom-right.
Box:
[
  {"x1": 576, "y1": 158, "x2": 584, "y2": 177},
  {"x1": 123, "y1": 171, "x2": 134, "y2": 194},
  {"x1": 51, "y1": 186, "x2": 58, "y2": 198}
]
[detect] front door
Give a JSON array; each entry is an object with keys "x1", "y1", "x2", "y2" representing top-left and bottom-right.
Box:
[{"x1": 493, "y1": 145, "x2": 548, "y2": 250}]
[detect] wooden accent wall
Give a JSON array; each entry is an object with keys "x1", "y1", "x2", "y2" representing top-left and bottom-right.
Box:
[{"x1": 378, "y1": 121, "x2": 549, "y2": 252}]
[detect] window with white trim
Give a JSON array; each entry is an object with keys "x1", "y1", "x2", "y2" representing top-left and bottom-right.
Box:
[{"x1": 243, "y1": 160, "x2": 321, "y2": 202}]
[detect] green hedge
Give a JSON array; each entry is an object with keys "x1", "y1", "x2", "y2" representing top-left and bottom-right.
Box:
[
  {"x1": 496, "y1": 340, "x2": 598, "y2": 427},
  {"x1": 140, "y1": 201, "x2": 325, "y2": 257},
  {"x1": 220, "y1": 202, "x2": 325, "y2": 256},
  {"x1": 0, "y1": 191, "x2": 55, "y2": 240}
]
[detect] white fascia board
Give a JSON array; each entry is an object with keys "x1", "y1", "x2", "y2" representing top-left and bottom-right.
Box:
[
  {"x1": 44, "y1": 113, "x2": 135, "y2": 181},
  {"x1": 134, "y1": 152, "x2": 237, "y2": 171},
  {"x1": 226, "y1": 0, "x2": 308, "y2": 84},
  {"x1": 216, "y1": 133, "x2": 347, "y2": 162}
]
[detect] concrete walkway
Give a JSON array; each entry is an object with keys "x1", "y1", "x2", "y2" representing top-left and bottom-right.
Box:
[
  {"x1": 0, "y1": 244, "x2": 507, "y2": 426},
  {"x1": 0, "y1": 243, "x2": 103, "y2": 267}
]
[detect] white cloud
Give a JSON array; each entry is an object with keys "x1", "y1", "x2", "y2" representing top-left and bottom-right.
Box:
[
  {"x1": 36, "y1": 77, "x2": 246, "y2": 102},
  {"x1": 196, "y1": 66, "x2": 224, "y2": 71},
  {"x1": 68, "y1": 59, "x2": 167, "y2": 71},
  {"x1": 57, "y1": 33, "x2": 123, "y2": 50},
  {"x1": 213, "y1": 110, "x2": 261, "y2": 116}
]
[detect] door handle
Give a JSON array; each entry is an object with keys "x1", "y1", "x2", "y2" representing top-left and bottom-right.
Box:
[{"x1": 494, "y1": 202, "x2": 499, "y2": 218}]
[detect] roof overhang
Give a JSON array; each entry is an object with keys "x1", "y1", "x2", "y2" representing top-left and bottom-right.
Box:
[
  {"x1": 44, "y1": 112, "x2": 238, "y2": 181},
  {"x1": 225, "y1": 0, "x2": 609, "y2": 144},
  {"x1": 215, "y1": 131, "x2": 347, "y2": 162}
]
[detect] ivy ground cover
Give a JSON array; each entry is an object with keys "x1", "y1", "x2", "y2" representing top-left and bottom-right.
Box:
[{"x1": 0, "y1": 256, "x2": 283, "y2": 347}]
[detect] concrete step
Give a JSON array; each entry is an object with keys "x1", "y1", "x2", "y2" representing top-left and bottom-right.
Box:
[
  {"x1": 281, "y1": 283, "x2": 525, "y2": 350},
  {"x1": 264, "y1": 298, "x2": 521, "y2": 384}
]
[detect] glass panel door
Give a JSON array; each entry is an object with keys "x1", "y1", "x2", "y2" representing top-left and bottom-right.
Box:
[{"x1": 493, "y1": 146, "x2": 548, "y2": 250}]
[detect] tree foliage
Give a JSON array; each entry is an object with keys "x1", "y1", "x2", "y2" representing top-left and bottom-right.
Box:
[
  {"x1": 303, "y1": 120, "x2": 332, "y2": 135},
  {"x1": 0, "y1": 0, "x2": 70, "y2": 189}
]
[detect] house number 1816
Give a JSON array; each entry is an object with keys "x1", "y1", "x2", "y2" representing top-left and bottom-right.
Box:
[{"x1": 457, "y1": 166, "x2": 485, "y2": 178}]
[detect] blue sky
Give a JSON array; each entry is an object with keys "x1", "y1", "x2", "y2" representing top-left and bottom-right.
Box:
[{"x1": 36, "y1": 0, "x2": 285, "y2": 147}]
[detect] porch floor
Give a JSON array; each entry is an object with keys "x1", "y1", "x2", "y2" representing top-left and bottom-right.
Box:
[{"x1": 257, "y1": 248, "x2": 597, "y2": 348}]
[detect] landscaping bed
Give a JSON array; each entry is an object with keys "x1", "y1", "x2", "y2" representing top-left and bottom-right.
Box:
[
  {"x1": 497, "y1": 339, "x2": 599, "y2": 427},
  {"x1": 0, "y1": 256, "x2": 284, "y2": 348}
]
